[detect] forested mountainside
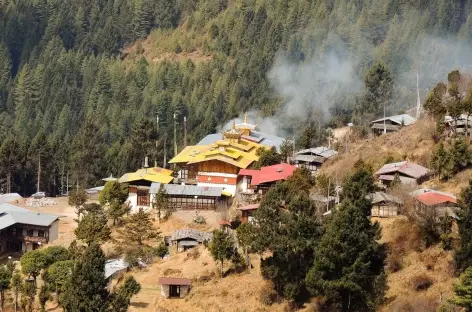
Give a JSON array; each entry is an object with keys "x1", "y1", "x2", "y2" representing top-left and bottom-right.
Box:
[{"x1": 1, "y1": 0, "x2": 472, "y2": 195}]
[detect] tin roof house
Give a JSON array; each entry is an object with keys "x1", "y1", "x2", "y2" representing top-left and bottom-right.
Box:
[
  {"x1": 238, "y1": 163, "x2": 297, "y2": 194},
  {"x1": 445, "y1": 114, "x2": 472, "y2": 136},
  {"x1": 410, "y1": 189, "x2": 458, "y2": 219},
  {"x1": 371, "y1": 114, "x2": 416, "y2": 135},
  {"x1": 292, "y1": 147, "x2": 337, "y2": 173},
  {"x1": 0, "y1": 203, "x2": 59, "y2": 255},
  {"x1": 375, "y1": 161, "x2": 430, "y2": 187},
  {"x1": 368, "y1": 192, "x2": 403, "y2": 217},
  {"x1": 170, "y1": 228, "x2": 213, "y2": 252}
]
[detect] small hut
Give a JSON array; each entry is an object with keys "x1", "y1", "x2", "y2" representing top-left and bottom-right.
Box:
[
  {"x1": 369, "y1": 192, "x2": 403, "y2": 217},
  {"x1": 159, "y1": 277, "x2": 191, "y2": 298}
]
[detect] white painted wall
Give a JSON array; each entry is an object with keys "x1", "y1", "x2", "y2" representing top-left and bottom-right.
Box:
[{"x1": 49, "y1": 220, "x2": 59, "y2": 242}]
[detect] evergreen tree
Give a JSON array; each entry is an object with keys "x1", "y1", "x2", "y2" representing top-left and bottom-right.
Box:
[
  {"x1": 62, "y1": 243, "x2": 109, "y2": 312},
  {"x1": 20, "y1": 250, "x2": 46, "y2": 284},
  {"x1": 109, "y1": 276, "x2": 141, "y2": 312},
  {"x1": 455, "y1": 180, "x2": 472, "y2": 274},
  {"x1": 0, "y1": 266, "x2": 11, "y2": 311},
  {"x1": 453, "y1": 266, "x2": 472, "y2": 311},
  {"x1": 431, "y1": 141, "x2": 451, "y2": 180},
  {"x1": 74, "y1": 209, "x2": 111, "y2": 245},
  {"x1": 152, "y1": 184, "x2": 170, "y2": 220},
  {"x1": 99, "y1": 181, "x2": 129, "y2": 225},
  {"x1": 209, "y1": 229, "x2": 236, "y2": 277},
  {"x1": 118, "y1": 210, "x2": 160, "y2": 245},
  {"x1": 306, "y1": 168, "x2": 386, "y2": 312}
]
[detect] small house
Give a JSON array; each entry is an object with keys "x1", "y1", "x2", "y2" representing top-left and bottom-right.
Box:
[
  {"x1": 375, "y1": 161, "x2": 429, "y2": 187},
  {"x1": 292, "y1": 147, "x2": 337, "y2": 174},
  {"x1": 369, "y1": 192, "x2": 403, "y2": 217},
  {"x1": 0, "y1": 203, "x2": 59, "y2": 254},
  {"x1": 236, "y1": 204, "x2": 260, "y2": 224},
  {"x1": 159, "y1": 277, "x2": 191, "y2": 298},
  {"x1": 445, "y1": 114, "x2": 472, "y2": 136},
  {"x1": 149, "y1": 183, "x2": 230, "y2": 211},
  {"x1": 371, "y1": 114, "x2": 416, "y2": 135},
  {"x1": 170, "y1": 228, "x2": 213, "y2": 252},
  {"x1": 410, "y1": 189, "x2": 458, "y2": 219},
  {"x1": 119, "y1": 166, "x2": 175, "y2": 213},
  {"x1": 238, "y1": 163, "x2": 297, "y2": 194}
]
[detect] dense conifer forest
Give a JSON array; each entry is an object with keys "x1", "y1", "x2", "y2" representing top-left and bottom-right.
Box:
[{"x1": 1, "y1": 0, "x2": 472, "y2": 195}]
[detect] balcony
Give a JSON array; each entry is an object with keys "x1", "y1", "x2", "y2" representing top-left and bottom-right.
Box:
[{"x1": 23, "y1": 236, "x2": 47, "y2": 244}]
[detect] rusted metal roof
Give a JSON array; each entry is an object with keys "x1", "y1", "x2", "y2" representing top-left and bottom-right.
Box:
[
  {"x1": 368, "y1": 192, "x2": 403, "y2": 205},
  {"x1": 170, "y1": 228, "x2": 213, "y2": 242},
  {"x1": 159, "y1": 277, "x2": 191, "y2": 286},
  {"x1": 375, "y1": 161, "x2": 429, "y2": 179},
  {"x1": 410, "y1": 189, "x2": 457, "y2": 206}
]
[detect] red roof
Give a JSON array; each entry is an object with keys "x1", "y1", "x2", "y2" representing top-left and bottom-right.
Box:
[
  {"x1": 159, "y1": 277, "x2": 191, "y2": 286},
  {"x1": 236, "y1": 204, "x2": 260, "y2": 211},
  {"x1": 238, "y1": 163, "x2": 297, "y2": 185},
  {"x1": 415, "y1": 192, "x2": 457, "y2": 206}
]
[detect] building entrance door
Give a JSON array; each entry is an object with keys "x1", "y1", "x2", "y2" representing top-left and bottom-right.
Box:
[{"x1": 169, "y1": 285, "x2": 180, "y2": 298}]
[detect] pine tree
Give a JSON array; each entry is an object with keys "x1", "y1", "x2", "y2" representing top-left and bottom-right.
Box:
[
  {"x1": 306, "y1": 168, "x2": 386, "y2": 311},
  {"x1": 209, "y1": 229, "x2": 235, "y2": 277},
  {"x1": 118, "y1": 210, "x2": 160, "y2": 245},
  {"x1": 62, "y1": 244, "x2": 110, "y2": 312},
  {"x1": 152, "y1": 184, "x2": 170, "y2": 220},
  {"x1": 74, "y1": 209, "x2": 111, "y2": 245},
  {"x1": 452, "y1": 266, "x2": 472, "y2": 311},
  {"x1": 455, "y1": 180, "x2": 472, "y2": 274},
  {"x1": 431, "y1": 141, "x2": 451, "y2": 180}
]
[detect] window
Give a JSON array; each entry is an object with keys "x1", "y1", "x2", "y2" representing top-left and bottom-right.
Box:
[
  {"x1": 38, "y1": 230, "x2": 44, "y2": 238},
  {"x1": 27, "y1": 229, "x2": 34, "y2": 237},
  {"x1": 16, "y1": 228, "x2": 22, "y2": 237},
  {"x1": 11, "y1": 228, "x2": 16, "y2": 236},
  {"x1": 137, "y1": 190, "x2": 149, "y2": 206}
]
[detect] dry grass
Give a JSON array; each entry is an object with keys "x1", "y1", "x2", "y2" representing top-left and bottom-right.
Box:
[
  {"x1": 322, "y1": 118, "x2": 436, "y2": 180},
  {"x1": 377, "y1": 218, "x2": 457, "y2": 312}
]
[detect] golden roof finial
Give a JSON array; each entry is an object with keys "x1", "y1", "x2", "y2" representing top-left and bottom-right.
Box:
[{"x1": 244, "y1": 113, "x2": 248, "y2": 124}]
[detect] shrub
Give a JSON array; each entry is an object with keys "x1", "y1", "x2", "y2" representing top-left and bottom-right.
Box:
[
  {"x1": 390, "y1": 295, "x2": 439, "y2": 312},
  {"x1": 194, "y1": 215, "x2": 206, "y2": 224},
  {"x1": 411, "y1": 274, "x2": 433, "y2": 291},
  {"x1": 259, "y1": 283, "x2": 278, "y2": 306},
  {"x1": 386, "y1": 253, "x2": 403, "y2": 273},
  {"x1": 186, "y1": 248, "x2": 200, "y2": 260},
  {"x1": 154, "y1": 244, "x2": 169, "y2": 258}
]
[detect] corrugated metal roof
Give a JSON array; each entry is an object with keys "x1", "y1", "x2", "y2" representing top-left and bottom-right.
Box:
[
  {"x1": 0, "y1": 193, "x2": 22, "y2": 205},
  {"x1": 149, "y1": 183, "x2": 223, "y2": 197},
  {"x1": 0, "y1": 210, "x2": 59, "y2": 230},
  {"x1": 371, "y1": 123, "x2": 400, "y2": 131},
  {"x1": 375, "y1": 161, "x2": 429, "y2": 179},
  {"x1": 170, "y1": 228, "x2": 213, "y2": 242},
  {"x1": 295, "y1": 147, "x2": 338, "y2": 158},
  {"x1": 236, "y1": 204, "x2": 260, "y2": 211},
  {"x1": 368, "y1": 192, "x2": 403, "y2": 205},
  {"x1": 410, "y1": 189, "x2": 457, "y2": 206},
  {"x1": 159, "y1": 277, "x2": 191, "y2": 286},
  {"x1": 238, "y1": 163, "x2": 297, "y2": 185},
  {"x1": 371, "y1": 114, "x2": 416, "y2": 126},
  {"x1": 293, "y1": 154, "x2": 325, "y2": 163},
  {"x1": 0, "y1": 203, "x2": 29, "y2": 214},
  {"x1": 105, "y1": 259, "x2": 129, "y2": 279}
]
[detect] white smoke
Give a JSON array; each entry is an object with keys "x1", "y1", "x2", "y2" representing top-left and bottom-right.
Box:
[{"x1": 268, "y1": 50, "x2": 364, "y2": 120}]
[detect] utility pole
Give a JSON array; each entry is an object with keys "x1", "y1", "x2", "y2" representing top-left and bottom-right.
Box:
[
  {"x1": 164, "y1": 131, "x2": 167, "y2": 169},
  {"x1": 37, "y1": 154, "x2": 41, "y2": 193},
  {"x1": 327, "y1": 178, "x2": 331, "y2": 213},
  {"x1": 416, "y1": 71, "x2": 421, "y2": 119},
  {"x1": 173, "y1": 113, "x2": 177, "y2": 157},
  {"x1": 156, "y1": 114, "x2": 159, "y2": 168},
  {"x1": 184, "y1": 116, "x2": 188, "y2": 148},
  {"x1": 383, "y1": 105, "x2": 386, "y2": 135}
]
